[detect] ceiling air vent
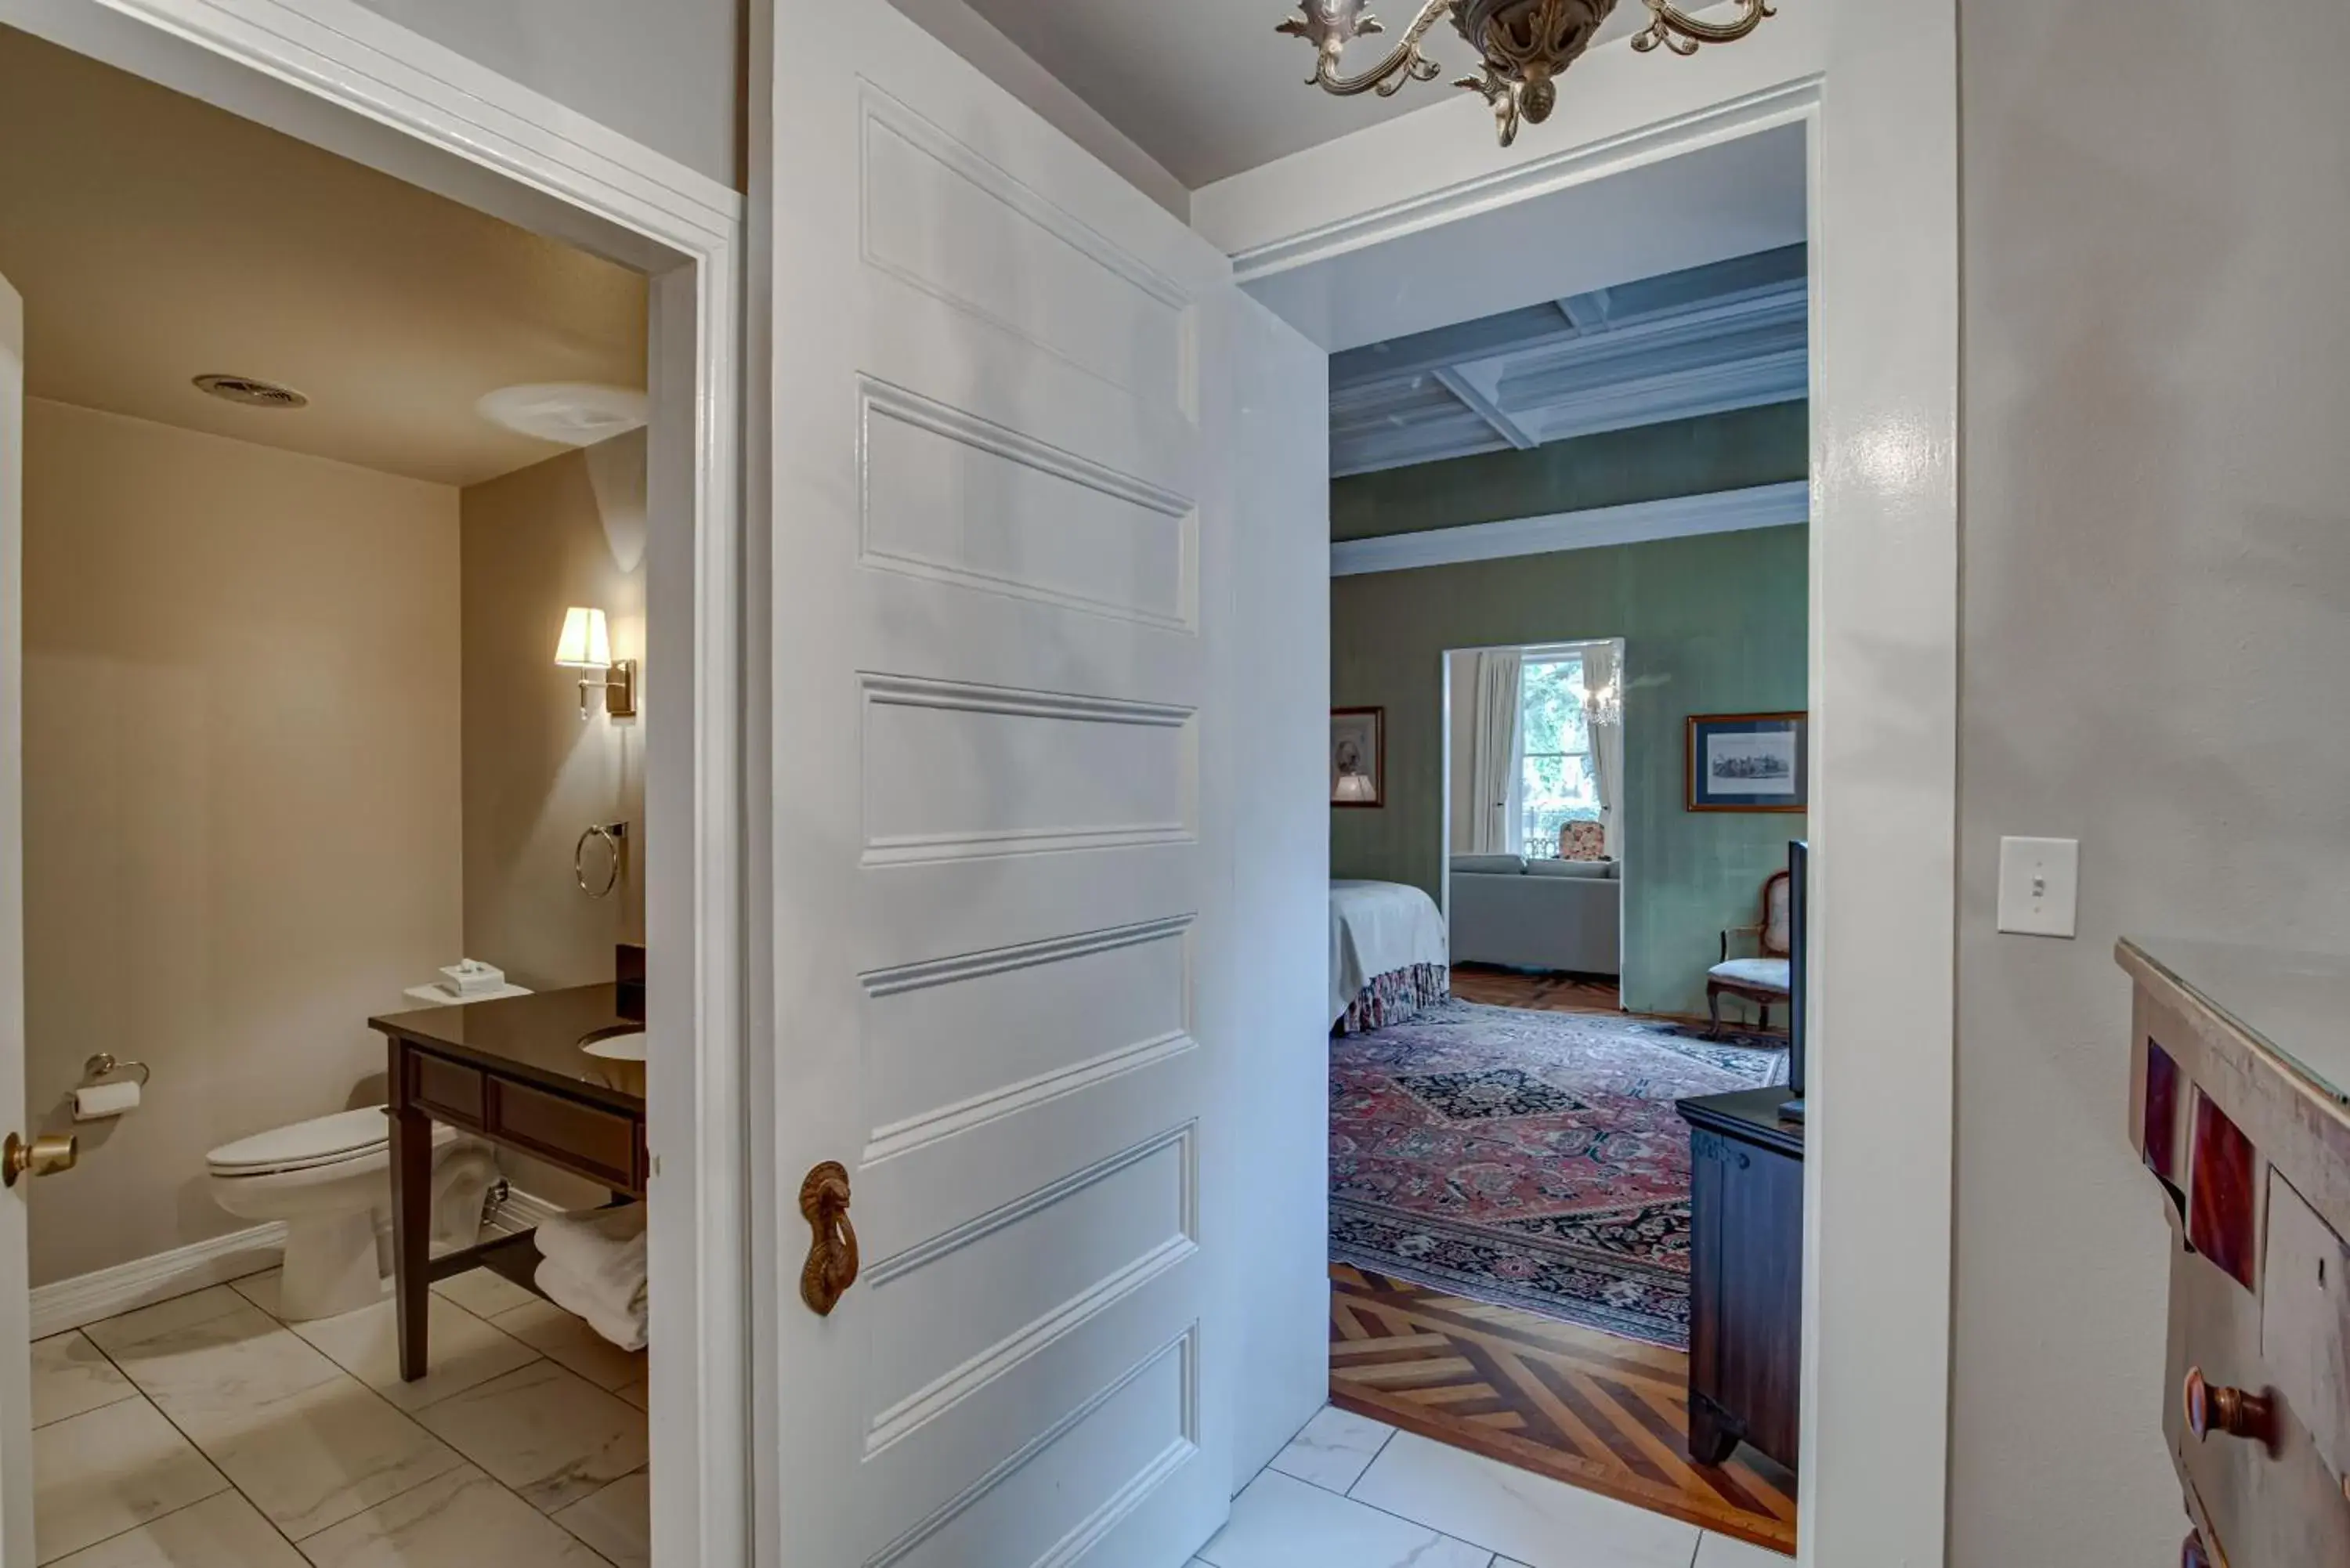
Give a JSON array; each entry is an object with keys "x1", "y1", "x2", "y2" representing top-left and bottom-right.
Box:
[{"x1": 192, "y1": 374, "x2": 309, "y2": 410}]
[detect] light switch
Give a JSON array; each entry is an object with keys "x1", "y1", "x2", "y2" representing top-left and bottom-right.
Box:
[{"x1": 1998, "y1": 836, "x2": 2080, "y2": 938}]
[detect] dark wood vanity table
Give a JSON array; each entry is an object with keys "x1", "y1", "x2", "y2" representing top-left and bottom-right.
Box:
[{"x1": 371, "y1": 983, "x2": 645, "y2": 1382}]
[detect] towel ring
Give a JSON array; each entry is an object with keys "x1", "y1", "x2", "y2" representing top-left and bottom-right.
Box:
[
  {"x1": 575, "y1": 822, "x2": 628, "y2": 899},
  {"x1": 82, "y1": 1053, "x2": 151, "y2": 1089}
]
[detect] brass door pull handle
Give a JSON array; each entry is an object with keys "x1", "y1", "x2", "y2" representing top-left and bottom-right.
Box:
[
  {"x1": 4, "y1": 1131, "x2": 78, "y2": 1187},
  {"x1": 799, "y1": 1161, "x2": 859, "y2": 1316},
  {"x1": 2184, "y1": 1366, "x2": 2276, "y2": 1449}
]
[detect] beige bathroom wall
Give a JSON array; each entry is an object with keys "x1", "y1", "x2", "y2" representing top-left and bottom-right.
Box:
[
  {"x1": 20, "y1": 399, "x2": 463, "y2": 1288},
  {"x1": 457, "y1": 431, "x2": 645, "y2": 992},
  {"x1": 457, "y1": 433, "x2": 646, "y2": 1212}
]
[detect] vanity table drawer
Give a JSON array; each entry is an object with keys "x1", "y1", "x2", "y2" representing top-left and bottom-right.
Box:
[
  {"x1": 2168, "y1": 1218, "x2": 2350, "y2": 1568},
  {"x1": 407, "y1": 1053, "x2": 486, "y2": 1126},
  {"x1": 488, "y1": 1079, "x2": 641, "y2": 1190},
  {"x1": 2263, "y1": 1173, "x2": 2350, "y2": 1485}
]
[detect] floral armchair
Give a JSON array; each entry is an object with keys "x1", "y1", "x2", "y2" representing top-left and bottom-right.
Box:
[{"x1": 1558, "y1": 820, "x2": 1607, "y2": 861}]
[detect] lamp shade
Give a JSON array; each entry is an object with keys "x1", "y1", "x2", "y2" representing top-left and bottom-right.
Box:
[{"x1": 555, "y1": 606, "x2": 613, "y2": 669}]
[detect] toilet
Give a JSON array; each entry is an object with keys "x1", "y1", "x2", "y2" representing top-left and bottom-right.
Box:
[{"x1": 208, "y1": 1107, "x2": 498, "y2": 1321}]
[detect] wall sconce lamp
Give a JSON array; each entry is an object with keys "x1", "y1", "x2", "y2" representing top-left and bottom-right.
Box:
[{"x1": 555, "y1": 606, "x2": 638, "y2": 721}]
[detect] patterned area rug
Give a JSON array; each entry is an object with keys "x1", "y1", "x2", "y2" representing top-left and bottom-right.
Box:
[{"x1": 1330, "y1": 999, "x2": 1787, "y2": 1348}]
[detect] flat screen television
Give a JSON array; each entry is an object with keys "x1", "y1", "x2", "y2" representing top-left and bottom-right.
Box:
[{"x1": 1781, "y1": 839, "x2": 1809, "y2": 1122}]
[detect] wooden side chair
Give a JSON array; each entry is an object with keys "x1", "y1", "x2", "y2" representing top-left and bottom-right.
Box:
[{"x1": 1708, "y1": 869, "x2": 1792, "y2": 1037}]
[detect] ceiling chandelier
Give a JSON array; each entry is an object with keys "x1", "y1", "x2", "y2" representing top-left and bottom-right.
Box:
[{"x1": 1279, "y1": 0, "x2": 1775, "y2": 146}]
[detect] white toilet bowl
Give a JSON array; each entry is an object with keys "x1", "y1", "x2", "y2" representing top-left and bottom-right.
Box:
[{"x1": 208, "y1": 1108, "x2": 498, "y2": 1321}]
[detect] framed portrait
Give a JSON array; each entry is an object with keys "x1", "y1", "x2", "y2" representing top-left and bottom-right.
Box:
[
  {"x1": 1331, "y1": 706, "x2": 1385, "y2": 808},
  {"x1": 1687, "y1": 712, "x2": 1808, "y2": 812}
]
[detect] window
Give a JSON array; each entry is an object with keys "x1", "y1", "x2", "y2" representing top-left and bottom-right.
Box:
[{"x1": 1520, "y1": 655, "x2": 1600, "y2": 855}]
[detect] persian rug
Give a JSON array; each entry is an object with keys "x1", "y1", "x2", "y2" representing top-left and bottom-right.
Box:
[{"x1": 1330, "y1": 999, "x2": 1788, "y2": 1348}]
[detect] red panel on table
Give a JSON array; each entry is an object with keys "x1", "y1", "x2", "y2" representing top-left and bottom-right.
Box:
[
  {"x1": 2188, "y1": 1090, "x2": 2258, "y2": 1290},
  {"x1": 2143, "y1": 1038, "x2": 2182, "y2": 1181}
]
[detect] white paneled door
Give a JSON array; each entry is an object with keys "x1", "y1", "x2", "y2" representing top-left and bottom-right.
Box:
[
  {"x1": 0, "y1": 269, "x2": 34, "y2": 1566},
  {"x1": 765, "y1": 6, "x2": 1264, "y2": 1567}
]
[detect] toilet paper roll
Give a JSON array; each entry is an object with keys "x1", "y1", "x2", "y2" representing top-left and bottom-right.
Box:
[{"x1": 73, "y1": 1080, "x2": 140, "y2": 1121}]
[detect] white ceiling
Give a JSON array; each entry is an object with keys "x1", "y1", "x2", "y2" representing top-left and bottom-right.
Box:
[
  {"x1": 1244, "y1": 119, "x2": 1807, "y2": 356},
  {"x1": 0, "y1": 27, "x2": 647, "y2": 488},
  {"x1": 958, "y1": 0, "x2": 1649, "y2": 188},
  {"x1": 1332, "y1": 244, "x2": 1807, "y2": 475}
]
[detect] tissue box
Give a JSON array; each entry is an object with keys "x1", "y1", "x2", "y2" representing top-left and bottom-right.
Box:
[{"x1": 440, "y1": 960, "x2": 506, "y2": 997}]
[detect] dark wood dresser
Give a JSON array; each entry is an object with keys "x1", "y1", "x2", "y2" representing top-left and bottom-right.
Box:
[
  {"x1": 2119, "y1": 938, "x2": 2350, "y2": 1567},
  {"x1": 1677, "y1": 1086, "x2": 1805, "y2": 1470}
]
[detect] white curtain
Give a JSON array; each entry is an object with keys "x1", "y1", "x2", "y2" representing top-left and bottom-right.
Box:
[
  {"x1": 1583, "y1": 641, "x2": 1625, "y2": 859},
  {"x1": 1468, "y1": 649, "x2": 1524, "y2": 854}
]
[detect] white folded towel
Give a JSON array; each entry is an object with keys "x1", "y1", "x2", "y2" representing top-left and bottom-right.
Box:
[
  {"x1": 535, "y1": 1203, "x2": 648, "y2": 1299},
  {"x1": 536, "y1": 1257, "x2": 647, "y2": 1353}
]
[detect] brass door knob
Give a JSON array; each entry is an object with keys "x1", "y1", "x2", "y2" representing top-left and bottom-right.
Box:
[
  {"x1": 2184, "y1": 1366, "x2": 2276, "y2": 1447},
  {"x1": 798, "y1": 1161, "x2": 859, "y2": 1317},
  {"x1": 3, "y1": 1131, "x2": 78, "y2": 1187}
]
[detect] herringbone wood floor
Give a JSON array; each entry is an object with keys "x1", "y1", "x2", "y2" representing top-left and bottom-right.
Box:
[
  {"x1": 1447, "y1": 964, "x2": 1625, "y2": 1015},
  {"x1": 1330, "y1": 1266, "x2": 1796, "y2": 1554}
]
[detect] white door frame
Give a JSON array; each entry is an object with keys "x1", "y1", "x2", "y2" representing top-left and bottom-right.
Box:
[
  {"x1": 0, "y1": 2, "x2": 748, "y2": 1563},
  {"x1": 1195, "y1": 3, "x2": 1959, "y2": 1563}
]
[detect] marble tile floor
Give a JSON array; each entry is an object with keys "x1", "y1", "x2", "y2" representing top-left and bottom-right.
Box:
[
  {"x1": 1195, "y1": 1406, "x2": 1788, "y2": 1568},
  {"x1": 38, "y1": 1274, "x2": 1765, "y2": 1568},
  {"x1": 30, "y1": 1268, "x2": 647, "y2": 1567}
]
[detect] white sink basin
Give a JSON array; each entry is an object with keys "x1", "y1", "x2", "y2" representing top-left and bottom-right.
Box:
[{"x1": 581, "y1": 1031, "x2": 646, "y2": 1063}]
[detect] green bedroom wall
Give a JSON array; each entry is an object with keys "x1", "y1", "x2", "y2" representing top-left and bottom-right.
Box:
[{"x1": 1330, "y1": 408, "x2": 1810, "y2": 1018}]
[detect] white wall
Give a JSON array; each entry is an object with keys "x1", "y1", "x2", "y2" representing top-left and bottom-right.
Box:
[
  {"x1": 20, "y1": 400, "x2": 462, "y2": 1286},
  {"x1": 1950, "y1": 2, "x2": 2350, "y2": 1561},
  {"x1": 883, "y1": 0, "x2": 1188, "y2": 219},
  {"x1": 341, "y1": 0, "x2": 1187, "y2": 217},
  {"x1": 345, "y1": 0, "x2": 745, "y2": 188}
]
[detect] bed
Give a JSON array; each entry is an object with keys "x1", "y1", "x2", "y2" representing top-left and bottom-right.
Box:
[{"x1": 1330, "y1": 880, "x2": 1451, "y2": 1035}]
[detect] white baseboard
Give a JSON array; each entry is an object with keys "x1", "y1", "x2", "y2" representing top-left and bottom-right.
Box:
[
  {"x1": 27, "y1": 1188, "x2": 580, "y2": 1340},
  {"x1": 29, "y1": 1223, "x2": 285, "y2": 1340},
  {"x1": 488, "y1": 1187, "x2": 566, "y2": 1234}
]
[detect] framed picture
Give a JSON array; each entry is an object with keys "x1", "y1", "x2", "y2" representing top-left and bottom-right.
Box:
[
  {"x1": 1331, "y1": 706, "x2": 1385, "y2": 808},
  {"x1": 1687, "y1": 712, "x2": 1808, "y2": 812}
]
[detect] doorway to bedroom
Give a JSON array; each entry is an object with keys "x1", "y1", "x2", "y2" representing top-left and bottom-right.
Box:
[
  {"x1": 1444, "y1": 638, "x2": 1627, "y2": 1015},
  {"x1": 1319, "y1": 213, "x2": 1812, "y2": 1555}
]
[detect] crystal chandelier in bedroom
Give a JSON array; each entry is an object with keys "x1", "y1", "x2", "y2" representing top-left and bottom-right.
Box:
[
  {"x1": 1278, "y1": 0, "x2": 1775, "y2": 147},
  {"x1": 1582, "y1": 668, "x2": 1624, "y2": 729}
]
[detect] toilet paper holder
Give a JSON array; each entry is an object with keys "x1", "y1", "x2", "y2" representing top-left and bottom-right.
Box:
[{"x1": 81, "y1": 1053, "x2": 151, "y2": 1089}]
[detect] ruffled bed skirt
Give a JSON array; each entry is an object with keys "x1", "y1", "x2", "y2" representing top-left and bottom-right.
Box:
[{"x1": 1335, "y1": 963, "x2": 1451, "y2": 1037}]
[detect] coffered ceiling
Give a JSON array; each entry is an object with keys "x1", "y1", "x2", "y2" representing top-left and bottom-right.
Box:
[
  {"x1": 955, "y1": 0, "x2": 1650, "y2": 187},
  {"x1": 1332, "y1": 244, "x2": 1807, "y2": 476}
]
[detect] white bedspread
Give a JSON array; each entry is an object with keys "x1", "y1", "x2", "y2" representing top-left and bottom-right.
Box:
[{"x1": 1330, "y1": 880, "x2": 1449, "y2": 1025}]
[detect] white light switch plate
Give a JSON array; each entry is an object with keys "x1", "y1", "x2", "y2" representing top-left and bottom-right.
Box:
[{"x1": 1998, "y1": 836, "x2": 2080, "y2": 938}]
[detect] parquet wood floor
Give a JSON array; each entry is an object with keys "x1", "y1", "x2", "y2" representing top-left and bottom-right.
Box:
[
  {"x1": 1336, "y1": 965, "x2": 1793, "y2": 1550},
  {"x1": 1330, "y1": 1263, "x2": 1797, "y2": 1554},
  {"x1": 1448, "y1": 965, "x2": 1626, "y2": 1015}
]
